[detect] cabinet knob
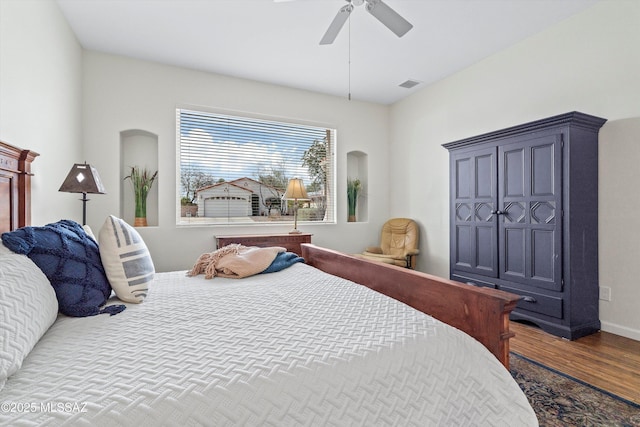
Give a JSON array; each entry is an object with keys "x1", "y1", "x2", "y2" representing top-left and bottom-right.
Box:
[
  {"x1": 521, "y1": 296, "x2": 537, "y2": 303},
  {"x1": 491, "y1": 210, "x2": 503, "y2": 215}
]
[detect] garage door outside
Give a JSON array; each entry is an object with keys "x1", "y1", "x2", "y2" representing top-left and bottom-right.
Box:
[{"x1": 203, "y1": 196, "x2": 250, "y2": 217}]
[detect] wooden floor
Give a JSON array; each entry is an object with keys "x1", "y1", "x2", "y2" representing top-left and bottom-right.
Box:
[{"x1": 510, "y1": 321, "x2": 640, "y2": 405}]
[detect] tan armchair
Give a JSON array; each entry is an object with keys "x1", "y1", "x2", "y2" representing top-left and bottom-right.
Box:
[{"x1": 360, "y1": 218, "x2": 420, "y2": 269}]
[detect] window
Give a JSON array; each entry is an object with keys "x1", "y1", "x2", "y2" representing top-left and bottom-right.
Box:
[{"x1": 177, "y1": 108, "x2": 336, "y2": 226}]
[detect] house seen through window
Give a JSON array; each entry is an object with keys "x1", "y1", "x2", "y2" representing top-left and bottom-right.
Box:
[{"x1": 177, "y1": 108, "x2": 336, "y2": 225}]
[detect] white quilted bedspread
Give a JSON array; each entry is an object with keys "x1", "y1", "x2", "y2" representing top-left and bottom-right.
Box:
[{"x1": 0, "y1": 263, "x2": 537, "y2": 426}]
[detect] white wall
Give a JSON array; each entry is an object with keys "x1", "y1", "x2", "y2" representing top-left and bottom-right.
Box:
[
  {"x1": 390, "y1": 0, "x2": 640, "y2": 339},
  {"x1": 82, "y1": 52, "x2": 390, "y2": 272},
  {"x1": 0, "y1": 0, "x2": 82, "y2": 225}
]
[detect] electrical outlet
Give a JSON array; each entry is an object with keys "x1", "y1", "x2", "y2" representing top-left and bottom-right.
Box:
[{"x1": 599, "y1": 286, "x2": 612, "y2": 301}]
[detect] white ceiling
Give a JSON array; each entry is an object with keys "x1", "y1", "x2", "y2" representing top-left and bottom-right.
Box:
[{"x1": 56, "y1": 0, "x2": 598, "y2": 105}]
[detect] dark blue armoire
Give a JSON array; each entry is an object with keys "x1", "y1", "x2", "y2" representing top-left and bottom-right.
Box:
[{"x1": 443, "y1": 112, "x2": 606, "y2": 339}]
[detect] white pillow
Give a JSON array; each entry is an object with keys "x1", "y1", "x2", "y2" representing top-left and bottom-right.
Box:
[
  {"x1": 98, "y1": 215, "x2": 154, "y2": 303},
  {"x1": 0, "y1": 238, "x2": 14, "y2": 256},
  {"x1": 82, "y1": 224, "x2": 97, "y2": 241},
  {"x1": 0, "y1": 254, "x2": 58, "y2": 391}
]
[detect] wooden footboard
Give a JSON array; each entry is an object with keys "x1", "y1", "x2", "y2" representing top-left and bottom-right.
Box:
[{"x1": 301, "y1": 244, "x2": 520, "y2": 369}]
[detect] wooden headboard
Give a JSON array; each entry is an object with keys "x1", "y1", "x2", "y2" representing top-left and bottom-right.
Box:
[{"x1": 0, "y1": 141, "x2": 39, "y2": 233}]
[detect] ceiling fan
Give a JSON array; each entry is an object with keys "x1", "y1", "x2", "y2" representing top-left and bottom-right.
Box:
[
  {"x1": 319, "y1": 0, "x2": 413, "y2": 45},
  {"x1": 275, "y1": 0, "x2": 413, "y2": 45}
]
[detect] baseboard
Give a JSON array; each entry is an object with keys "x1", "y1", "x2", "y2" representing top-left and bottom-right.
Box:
[{"x1": 600, "y1": 321, "x2": 640, "y2": 342}]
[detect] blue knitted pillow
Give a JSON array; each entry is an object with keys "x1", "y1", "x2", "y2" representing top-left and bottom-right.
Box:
[{"x1": 1, "y1": 220, "x2": 125, "y2": 317}]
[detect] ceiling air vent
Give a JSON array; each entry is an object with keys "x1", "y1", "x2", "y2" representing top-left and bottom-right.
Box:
[{"x1": 399, "y1": 79, "x2": 421, "y2": 89}]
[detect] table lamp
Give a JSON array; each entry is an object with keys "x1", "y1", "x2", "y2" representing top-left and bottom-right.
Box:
[
  {"x1": 283, "y1": 178, "x2": 309, "y2": 234},
  {"x1": 59, "y1": 162, "x2": 106, "y2": 225}
]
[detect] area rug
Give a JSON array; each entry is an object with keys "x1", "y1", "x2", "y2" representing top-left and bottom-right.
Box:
[{"x1": 510, "y1": 353, "x2": 640, "y2": 426}]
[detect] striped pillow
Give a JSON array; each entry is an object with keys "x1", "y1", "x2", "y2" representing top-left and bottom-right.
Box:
[{"x1": 98, "y1": 215, "x2": 154, "y2": 303}]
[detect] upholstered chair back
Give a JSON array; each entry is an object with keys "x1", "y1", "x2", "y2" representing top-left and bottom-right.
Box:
[{"x1": 379, "y1": 218, "x2": 419, "y2": 258}]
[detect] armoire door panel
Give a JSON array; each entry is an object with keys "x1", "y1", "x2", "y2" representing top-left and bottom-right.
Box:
[
  {"x1": 531, "y1": 143, "x2": 555, "y2": 196},
  {"x1": 503, "y1": 148, "x2": 525, "y2": 198},
  {"x1": 503, "y1": 227, "x2": 526, "y2": 278},
  {"x1": 456, "y1": 203, "x2": 473, "y2": 221},
  {"x1": 475, "y1": 225, "x2": 496, "y2": 273},
  {"x1": 450, "y1": 147, "x2": 498, "y2": 277},
  {"x1": 454, "y1": 225, "x2": 472, "y2": 269},
  {"x1": 475, "y1": 202, "x2": 494, "y2": 221},
  {"x1": 503, "y1": 201, "x2": 526, "y2": 223},
  {"x1": 531, "y1": 201, "x2": 556, "y2": 224},
  {"x1": 455, "y1": 158, "x2": 472, "y2": 199},
  {"x1": 498, "y1": 134, "x2": 563, "y2": 291},
  {"x1": 532, "y1": 229, "x2": 555, "y2": 283},
  {"x1": 475, "y1": 154, "x2": 494, "y2": 198}
]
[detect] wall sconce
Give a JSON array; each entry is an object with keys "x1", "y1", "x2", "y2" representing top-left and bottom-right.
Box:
[
  {"x1": 283, "y1": 178, "x2": 309, "y2": 234},
  {"x1": 59, "y1": 163, "x2": 106, "y2": 225}
]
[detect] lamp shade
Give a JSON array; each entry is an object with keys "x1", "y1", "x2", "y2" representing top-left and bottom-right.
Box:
[
  {"x1": 59, "y1": 163, "x2": 106, "y2": 194},
  {"x1": 283, "y1": 178, "x2": 309, "y2": 200}
]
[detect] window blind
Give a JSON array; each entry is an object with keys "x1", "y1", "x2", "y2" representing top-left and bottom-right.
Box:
[{"x1": 177, "y1": 108, "x2": 335, "y2": 225}]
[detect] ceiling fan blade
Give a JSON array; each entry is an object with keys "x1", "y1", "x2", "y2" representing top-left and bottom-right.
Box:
[
  {"x1": 365, "y1": 0, "x2": 413, "y2": 38},
  {"x1": 320, "y1": 4, "x2": 353, "y2": 45}
]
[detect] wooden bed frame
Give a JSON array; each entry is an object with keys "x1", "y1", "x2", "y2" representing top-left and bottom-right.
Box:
[
  {"x1": 0, "y1": 140, "x2": 519, "y2": 369},
  {"x1": 0, "y1": 141, "x2": 39, "y2": 233},
  {"x1": 302, "y1": 244, "x2": 520, "y2": 369}
]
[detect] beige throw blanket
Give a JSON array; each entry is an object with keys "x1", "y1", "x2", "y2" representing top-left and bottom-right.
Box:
[{"x1": 187, "y1": 244, "x2": 286, "y2": 279}]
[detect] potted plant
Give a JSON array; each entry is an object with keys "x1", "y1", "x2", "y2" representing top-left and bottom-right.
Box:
[
  {"x1": 125, "y1": 166, "x2": 158, "y2": 226},
  {"x1": 347, "y1": 177, "x2": 361, "y2": 222}
]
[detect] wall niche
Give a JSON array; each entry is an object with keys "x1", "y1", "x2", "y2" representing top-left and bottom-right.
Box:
[
  {"x1": 346, "y1": 150, "x2": 368, "y2": 223},
  {"x1": 120, "y1": 129, "x2": 159, "y2": 227}
]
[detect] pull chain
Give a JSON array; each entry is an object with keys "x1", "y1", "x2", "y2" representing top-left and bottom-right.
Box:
[{"x1": 348, "y1": 12, "x2": 351, "y2": 101}]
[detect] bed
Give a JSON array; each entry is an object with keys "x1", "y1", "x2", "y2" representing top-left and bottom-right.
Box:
[{"x1": 0, "y1": 141, "x2": 537, "y2": 426}]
